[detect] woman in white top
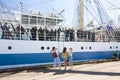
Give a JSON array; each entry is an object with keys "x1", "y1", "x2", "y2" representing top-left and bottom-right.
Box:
[
  {"x1": 68, "y1": 47, "x2": 73, "y2": 70},
  {"x1": 51, "y1": 47, "x2": 61, "y2": 70}
]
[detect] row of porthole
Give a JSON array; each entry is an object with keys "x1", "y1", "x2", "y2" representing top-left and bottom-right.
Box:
[
  {"x1": 81, "y1": 46, "x2": 92, "y2": 50},
  {"x1": 7, "y1": 46, "x2": 119, "y2": 50},
  {"x1": 42, "y1": 46, "x2": 92, "y2": 50},
  {"x1": 8, "y1": 46, "x2": 51, "y2": 50},
  {"x1": 7, "y1": 46, "x2": 92, "y2": 50},
  {"x1": 110, "y1": 46, "x2": 118, "y2": 49},
  {"x1": 41, "y1": 46, "x2": 50, "y2": 50},
  {"x1": 7, "y1": 46, "x2": 51, "y2": 50}
]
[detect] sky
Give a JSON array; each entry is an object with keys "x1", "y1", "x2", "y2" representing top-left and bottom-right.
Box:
[{"x1": 2, "y1": 0, "x2": 120, "y2": 27}]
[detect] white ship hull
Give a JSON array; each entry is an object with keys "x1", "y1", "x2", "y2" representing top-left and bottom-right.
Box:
[{"x1": 0, "y1": 40, "x2": 119, "y2": 69}]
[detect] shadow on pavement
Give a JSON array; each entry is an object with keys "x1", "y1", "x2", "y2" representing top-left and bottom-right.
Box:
[{"x1": 27, "y1": 68, "x2": 120, "y2": 76}]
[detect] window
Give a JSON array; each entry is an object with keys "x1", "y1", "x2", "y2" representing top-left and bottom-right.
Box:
[
  {"x1": 110, "y1": 46, "x2": 112, "y2": 49},
  {"x1": 89, "y1": 47, "x2": 92, "y2": 49},
  {"x1": 8, "y1": 46, "x2": 12, "y2": 50},
  {"x1": 81, "y1": 47, "x2": 83, "y2": 50},
  {"x1": 116, "y1": 46, "x2": 118, "y2": 49},
  {"x1": 41, "y1": 46, "x2": 44, "y2": 50},
  {"x1": 47, "y1": 47, "x2": 50, "y2": 50}
]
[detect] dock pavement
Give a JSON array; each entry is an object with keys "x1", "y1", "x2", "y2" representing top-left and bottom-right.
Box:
[{"x1": 0, "y1": 61, "x2": 120, "y2": 80}]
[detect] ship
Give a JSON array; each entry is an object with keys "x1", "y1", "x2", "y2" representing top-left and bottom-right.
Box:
[{"x1": 0, "y1": 0, "x2": 120, "y2": 70}]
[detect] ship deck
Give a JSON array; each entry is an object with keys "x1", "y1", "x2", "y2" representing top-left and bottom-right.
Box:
[{"x1": 0, "y1": 61, "x2": 120, "y2": 80}]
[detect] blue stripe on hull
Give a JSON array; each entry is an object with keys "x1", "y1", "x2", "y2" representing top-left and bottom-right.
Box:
[
  {"x1": 0, "y1": 53, "x2": 54, "y2": 66},
  {"x1": 0, "y1": 51, "x2": 113, "y2": 66},
  {"x1": 73, "y1": 51, "x2": 113, "y2": 60}
]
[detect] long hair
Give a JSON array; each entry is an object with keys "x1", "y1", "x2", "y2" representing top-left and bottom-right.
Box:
[
  {"x1": 52, "y1": 47, "x2": 55, "y2": 51},
  {"x1": 62, "y1": 47, "x2": 67, "y2": 53}
]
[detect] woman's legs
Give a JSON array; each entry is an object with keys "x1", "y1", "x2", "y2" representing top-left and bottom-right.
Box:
[
  {"x1": 69, "y1": 57, "x2": 73, "y2": 70},
  {"x1": 54, "y1": 58, "x2": 57, "y2": 69},
  {"x1": 57, "y1": 57, "x2": 61, "y2": 70},
  {"x1": 64, "y1": 60, "x2": 67, "y2": 70}
]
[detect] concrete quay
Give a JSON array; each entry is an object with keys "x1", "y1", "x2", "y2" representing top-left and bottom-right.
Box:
[{"x1": 0, "y1": 61, "x2": 120, "y2": 80}]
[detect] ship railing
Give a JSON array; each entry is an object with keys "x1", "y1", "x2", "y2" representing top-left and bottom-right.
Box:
[
  {"x1": 0, "y1": 28, "x2": 95, "y2": 42},
  {"x1": 0, "y1": 28, "x2": 120, "y2": 42}
]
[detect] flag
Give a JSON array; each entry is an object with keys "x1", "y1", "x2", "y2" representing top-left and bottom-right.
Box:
[{"x1": 106, "y1": 25, "x2": 113, "y2": 31}]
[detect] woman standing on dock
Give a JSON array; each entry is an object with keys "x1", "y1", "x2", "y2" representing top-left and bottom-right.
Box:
[
  {"x1": 62, "y1": 47, "x2": 69, "y2": 70},
  {"x1": 51, "y1": 47, "x2": 61, "y2": 70},
  {"x1": 68, "y1": 47, "x2": 73, "y2": 70}
]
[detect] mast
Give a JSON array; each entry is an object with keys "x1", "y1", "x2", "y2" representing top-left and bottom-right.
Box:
[
  {"x1": 20, "y1": 2, "x2": 22, "y2": 40},
  {"x1": 80, "y1": 0, "x2": 84, "y2": 29}
]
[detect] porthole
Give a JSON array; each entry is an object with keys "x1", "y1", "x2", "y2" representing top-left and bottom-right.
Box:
[
  {"x1": 47, "y1": 47, "x2": 50, "y2": 50},
  {"x1": 8, "y1": 46, "x2": 12, "y2": 50},
  {"x1": 81, "y1": 47, "x2": 83, "y2": 50},
  {"x1": 41, "y1": 46, "x2": 44, "y2": 50},
  {"x1": 89, "y1": 47, "x2": 92, "y2": 49},
  {"x1": 116, "y1": 46, "x2": 118, "y2": 49},
  {"x1": 110, "y1": 46, "x2": 112, "y2": 49}
]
